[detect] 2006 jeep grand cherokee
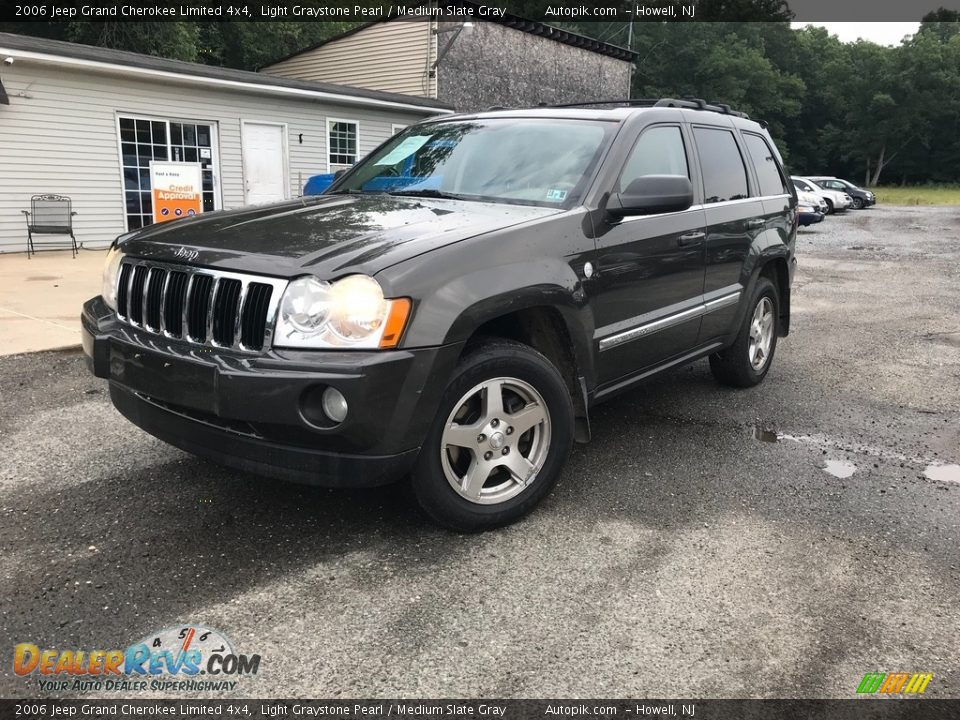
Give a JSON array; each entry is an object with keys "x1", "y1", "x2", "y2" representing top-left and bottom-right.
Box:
[{"x1": 83, "y1": 99, "x2": 797, "y2": 531}]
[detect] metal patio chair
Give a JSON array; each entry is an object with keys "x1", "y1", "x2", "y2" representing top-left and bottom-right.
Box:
[{"x1": 21, "y1": 194, "x2": 79, "y2": 258}]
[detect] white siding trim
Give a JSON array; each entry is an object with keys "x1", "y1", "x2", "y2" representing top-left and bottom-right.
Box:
[{"x1": 0, "y1": 46, "x2": 453, "y2": 114}]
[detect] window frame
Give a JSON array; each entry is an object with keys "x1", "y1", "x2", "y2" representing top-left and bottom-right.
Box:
[
  {"x1": 114, "y1": 112, "x2": 222, "y2": 232},
  {"x1": 741, "y1": 131, "x2": 790, "y2": 198},
  {"x1": 327, "y1": 117, "x2": 360, "y2": 172},
  {"x1": 691, "y1": 124, "x2": 751, "y2": 205},
  {"x1": 614, "y1": 123, "x2": 692, "y2": 196}
]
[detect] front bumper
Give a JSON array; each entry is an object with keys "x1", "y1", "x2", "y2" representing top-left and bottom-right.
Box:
[
  {"x1": 82, "y1": 296, "x2": 461, "y2": 487},
  {"x1": 798, "y1": 211, "x2": 824, "y2": 226}
]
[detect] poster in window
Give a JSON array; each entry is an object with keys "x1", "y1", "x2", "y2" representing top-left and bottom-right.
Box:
[{"x1": 150, "y1": 161, "x2": 203, "y2": 224}]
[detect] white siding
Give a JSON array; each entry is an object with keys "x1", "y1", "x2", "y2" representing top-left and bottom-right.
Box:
[
  {"x1": 0, "y1": 61, "x2": 435, "y2": 252},
  {"x1": 263, "y1": 22, "x2": 437, "y2": 99}
]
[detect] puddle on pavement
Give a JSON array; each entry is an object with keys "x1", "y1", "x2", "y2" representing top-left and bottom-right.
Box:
[
  {"x1": 823, "y1": 460, "x2": 857, "y2": 479},
  {"x1": 754, "y1": 426, "x2": 780, "y2": 443},
  {"x1": 924, "y1": 464, "x2": 960, "y2": 484}
]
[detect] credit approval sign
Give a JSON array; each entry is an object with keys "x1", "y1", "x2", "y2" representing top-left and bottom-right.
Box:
[{"x1": 150, "y1": 161, "x2": 203, "y2": 224}]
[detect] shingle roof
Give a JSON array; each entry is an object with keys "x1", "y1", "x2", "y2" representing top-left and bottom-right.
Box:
[{"x1": 0, "y1": 32, "x2": 452, "y2": 112}]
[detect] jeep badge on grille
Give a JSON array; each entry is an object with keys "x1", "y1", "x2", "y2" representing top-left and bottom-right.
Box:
[{"x1": 174, "y1": 246, "x2": 199, "y2": 262}]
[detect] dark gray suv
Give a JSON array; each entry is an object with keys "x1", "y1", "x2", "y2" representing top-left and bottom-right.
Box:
[{"x1": 82, "y1": 99, "x2": 797, "y2": 531}]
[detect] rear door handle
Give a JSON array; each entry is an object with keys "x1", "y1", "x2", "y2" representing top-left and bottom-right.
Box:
[{"x1": 678, "y1": 230, "x2": 706, "y2": 246}]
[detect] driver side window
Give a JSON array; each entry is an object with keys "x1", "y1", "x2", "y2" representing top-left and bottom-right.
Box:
[{"x1": 618, "y1": 126, "x2": 689, "y2": 193}]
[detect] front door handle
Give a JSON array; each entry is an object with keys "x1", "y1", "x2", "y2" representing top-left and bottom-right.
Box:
[
  {"x1": 746, "y1": 218, "x2": 766, "y2": 229},
  {"x1": 678, "y1": 230, "x2": 706, "y2": 246}
]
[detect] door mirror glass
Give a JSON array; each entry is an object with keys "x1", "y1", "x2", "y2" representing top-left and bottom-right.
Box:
[{"x1": 608, "y1": 175, "x2": 694, "y2": 217}]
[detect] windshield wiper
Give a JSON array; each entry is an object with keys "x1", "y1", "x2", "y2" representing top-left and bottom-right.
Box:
[{"x1": 387, "y1": 189, "x2": 468, "y2": 200}]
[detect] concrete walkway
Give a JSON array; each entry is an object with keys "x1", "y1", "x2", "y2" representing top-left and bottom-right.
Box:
[{"x1": 0, "y1": 248, "x2": 106, "y2": 355}]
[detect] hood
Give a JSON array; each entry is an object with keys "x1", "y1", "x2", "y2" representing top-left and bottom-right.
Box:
[{"x1": 118, "y1": 194, "x2": 560, "y2": 278}]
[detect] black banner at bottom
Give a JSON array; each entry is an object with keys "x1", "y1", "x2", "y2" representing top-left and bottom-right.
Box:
[{"x1": 3, "y1": 700, "x2": 960, "y2": 720}]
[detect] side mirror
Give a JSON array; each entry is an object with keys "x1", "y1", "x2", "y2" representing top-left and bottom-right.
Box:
[
  {"x1": 333, "y1": 169, "x2": 348, "y2": 179},
  {"x1": 607, "y1": 175, "x2": 694, "y2": 218}
]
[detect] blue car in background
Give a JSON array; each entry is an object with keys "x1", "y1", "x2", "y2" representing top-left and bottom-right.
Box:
[{"x1": 303, "y1": 173, "x2": 337, "y2": 195}]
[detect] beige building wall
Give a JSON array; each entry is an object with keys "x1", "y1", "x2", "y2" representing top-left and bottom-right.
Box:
[{"x1": 262, "y1": 22, "x2": 438, "y2": 99}]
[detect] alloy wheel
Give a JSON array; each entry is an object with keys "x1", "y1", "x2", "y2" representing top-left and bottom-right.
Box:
[{"x1": 440, "y1": 377, "x2": 551, "y2": 505}]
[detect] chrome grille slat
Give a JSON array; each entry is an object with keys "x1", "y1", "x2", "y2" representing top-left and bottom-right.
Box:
[
  {"x1": 158, "y1": 271, "x2": 172, "y2": 335},
  {"x1": 232, "y1": 281, "x2": 249, "y2": 351},
  {"x1": 205, "y1": 276, "x2": 220, "y2": 344},
  {"x1": 113, "y1": 258, "x2": 287, "y2": 354},
  {"x1": 181, "y1": 273, "x2": 194, "y2": 340}
]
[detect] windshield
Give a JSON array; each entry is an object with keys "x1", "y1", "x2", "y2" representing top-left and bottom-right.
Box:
[{"x1": 330, "y1": 118, "x2": 614, "y2": 207}]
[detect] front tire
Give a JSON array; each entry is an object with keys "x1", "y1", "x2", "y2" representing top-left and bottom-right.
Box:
[
  {"x1": 709, "y1": 277, "x2": 780, "y2": 388},
  {"x1": 824, "y1": 198, "x2": 834, "y2": 214},
  {"x1": 411, "y1": 339, "x2": 574, "y2": 531},
  {"x1": 852, "y1": 197, "x2": 864, "y2": 209}
]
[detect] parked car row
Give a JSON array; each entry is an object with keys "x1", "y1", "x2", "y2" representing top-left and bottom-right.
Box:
[{"x1": 790, "y1": 175, "x2": 876, "y2": 227}]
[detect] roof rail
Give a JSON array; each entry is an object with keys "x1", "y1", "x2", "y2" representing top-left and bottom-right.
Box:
[
  {"x1": 546, "y1": 98, "x2": 661, "y2": 109},
  {"x1": 544, "y1": 97, "x2": 751, "y2": 119},
  {"x1": 654, "y1": 97, "x2": 751, "y2": 119}
]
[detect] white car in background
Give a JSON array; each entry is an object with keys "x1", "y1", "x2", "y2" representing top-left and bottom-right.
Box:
[{"x1": 792, "y1": 176, "x2": 851, "y2": 214}]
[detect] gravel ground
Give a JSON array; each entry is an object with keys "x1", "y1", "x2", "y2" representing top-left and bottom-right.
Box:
[{"x1": 1, "y1": 205, "x2": 958, "y2": 699}]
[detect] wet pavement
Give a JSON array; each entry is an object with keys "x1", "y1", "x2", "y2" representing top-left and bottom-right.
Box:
[{"x1": 1, "y1": 205, "x2": 958, "y2": 698}]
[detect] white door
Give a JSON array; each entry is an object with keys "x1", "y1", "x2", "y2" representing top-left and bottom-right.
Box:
[{"x1": 241, "y1": 122, "x2": 287, "y2": 205}]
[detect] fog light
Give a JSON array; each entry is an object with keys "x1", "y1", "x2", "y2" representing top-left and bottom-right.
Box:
[{"x1": 321, "y1": 387, "x2": 348, "y2": 423}]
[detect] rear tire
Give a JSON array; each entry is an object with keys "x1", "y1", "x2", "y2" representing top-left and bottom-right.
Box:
[
  {"x1": 411, "y1": 338, "x2": 574, "y2": 532},
  {"x1": 709, "y1": 277, "x2": 780, "y2": 388}
]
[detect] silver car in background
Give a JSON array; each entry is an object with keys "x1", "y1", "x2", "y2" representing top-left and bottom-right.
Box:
[{"x1": 792, "y1": 176, "x2": 851, "y2": 214}]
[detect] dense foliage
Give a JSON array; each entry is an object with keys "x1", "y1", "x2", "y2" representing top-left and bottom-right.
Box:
[
  {"x1": 621, "y1": 16, "x2": 960, "y2": 185},
  {"x1": 3, "y1": 8, "x2": 959, "y2": 185}
]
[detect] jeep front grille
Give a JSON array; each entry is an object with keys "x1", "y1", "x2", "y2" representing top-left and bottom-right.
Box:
[{"x1": 115, "y1": 259, "x2": 288, "y2": 352}]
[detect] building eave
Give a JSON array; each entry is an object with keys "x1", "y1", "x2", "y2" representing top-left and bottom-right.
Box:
[{"x1": 0, "y1": 35, "x2": 453, "y2": 115}]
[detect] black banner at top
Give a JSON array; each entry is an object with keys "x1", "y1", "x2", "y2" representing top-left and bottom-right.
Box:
[{"x1": 1, "y1": 0, "x2": 959, "y2": 24}]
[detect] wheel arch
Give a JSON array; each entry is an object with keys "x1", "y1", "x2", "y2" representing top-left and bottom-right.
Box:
[{"x1": 462, "y1": 302, "x2": 594, "y2": 443}]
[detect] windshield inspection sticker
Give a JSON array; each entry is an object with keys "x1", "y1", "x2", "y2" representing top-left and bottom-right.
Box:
[
  {"x1": 546, "y1": 188, "x2": 568, "y2": 201},
  {"x1": 375, "y1": 136, "x2": 431, "y2": 165}
]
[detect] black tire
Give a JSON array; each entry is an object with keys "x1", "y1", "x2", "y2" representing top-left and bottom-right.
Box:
[
  {"x1": 709, "y1": 277, "x2": 780, "y2": 388},
  {"x1": 824, "y1": 199, "x2": 834, "y2": 214},
  {"x1": 852, "y1": 197, "x2": 864, "y2": 209},
  {"x1": 411, "y1": 338, "x2": 574, "y2": 532}
]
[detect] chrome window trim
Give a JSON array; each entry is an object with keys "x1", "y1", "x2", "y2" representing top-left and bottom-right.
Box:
[
  {"x1": 598, "y1": 290, "x2": 742, "y2": 352},
  {"x1": 114, "y1": 258, "x2": 288, "y2": 353},
  {"x1": 614, "y1": 193, "x2": 789, "y2": 224}
]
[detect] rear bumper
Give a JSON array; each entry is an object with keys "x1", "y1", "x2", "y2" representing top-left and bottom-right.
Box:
[{"x1": 82, "y1": 296, "x2": 461, "y2": 487}]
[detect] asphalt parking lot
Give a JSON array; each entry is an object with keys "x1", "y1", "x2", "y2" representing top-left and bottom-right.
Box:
[{"x1": 1, "y1": 205, "x2": 958, "y2": 699}]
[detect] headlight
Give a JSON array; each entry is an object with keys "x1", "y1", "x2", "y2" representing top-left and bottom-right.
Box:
[
  {"x1": 274, "y1": 274, "x2": 411, "y2": 349},
  {"x1": 798, "y1": 205, "x2": 814, "y2": 213},
  {"x1": 101, "y1": 245, "x2": 124, "y2": 310}
]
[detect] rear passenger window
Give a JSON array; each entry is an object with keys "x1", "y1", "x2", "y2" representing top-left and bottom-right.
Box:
[
  {"x1": 743, "y1": 132, "x2": 788, "y2": 196},
  {"x1": 618, "y1": 126, "x2": 689, "y2": 192},
  {"x1": 693, "y1": 127, "x2": 748, "y2": 204}
]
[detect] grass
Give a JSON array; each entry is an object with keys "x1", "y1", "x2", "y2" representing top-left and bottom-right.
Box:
[{"x1": 871, "y1": 185, "x2": 960, "y2": 206}]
